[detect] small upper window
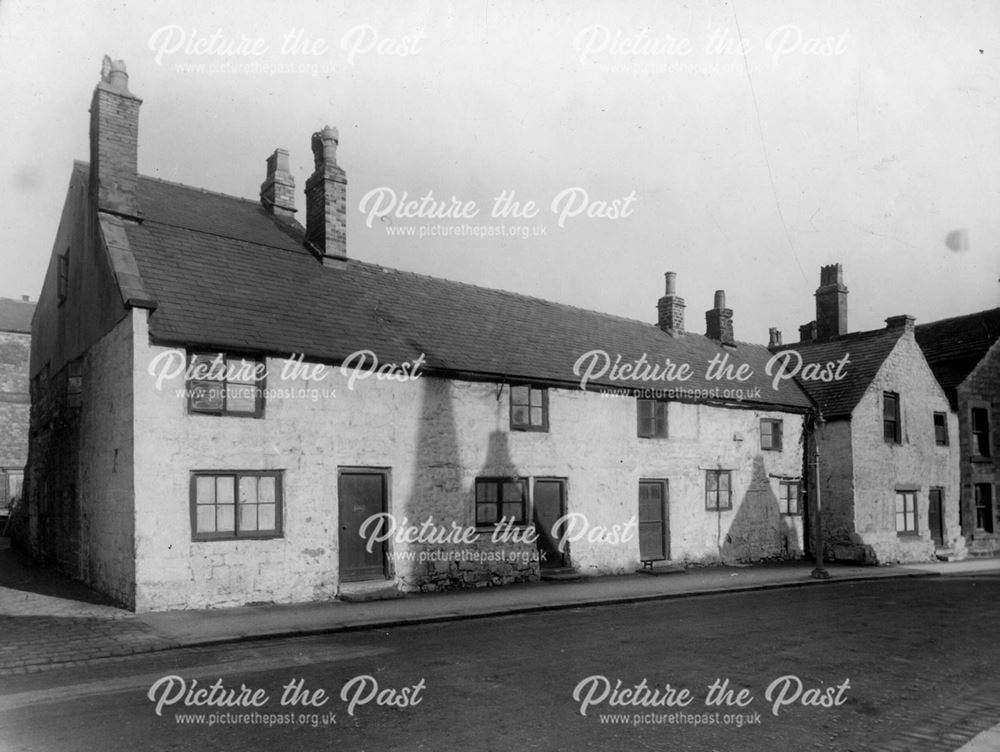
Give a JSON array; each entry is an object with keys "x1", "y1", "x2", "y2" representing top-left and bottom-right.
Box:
[
  {"x1": 187, "y1": 352, "x2": 266, "y2": 418},
  {"x1": 933, "y1": 412, "x2": 948, "y2": 446},
  {"x1": 760, "y1": 419, "x2": 783, "y2": 451},
  {"x1": 510, "y1": 385, "x2": 548, "y2": 432},
  {"x1": 972, "y1": 407, "x2": 991, "y2": 457},
  {"x1": 883, "y1": 392, "x2": 901, "y2": 444},
  {"x1": 637, "y1": 400, "x2": 668, "y2": 438}
]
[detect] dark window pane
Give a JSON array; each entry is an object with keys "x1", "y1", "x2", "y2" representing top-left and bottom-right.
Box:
[
  {"x1": 503, "y1": 481, "x2": 524, "y2": 501},
  {"x1": 190, "y1": 381, "x2": 225, "y2": 411},
  {"x1": 477, "y1": 501, "x2": 498, "y2": 525},
  {"x1": 501, "y1": 502, "x2": 523, "y2": 521}
]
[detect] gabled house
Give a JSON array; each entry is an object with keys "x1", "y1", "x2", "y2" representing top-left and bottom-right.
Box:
[
  {"x1": 772, "y1": 265, "x2": 960, "y2": 564},
  {"x1": 21, "y1": 59, "x2": 812, "y2": 611},
  {"x1": 916, "y1": 309, "x2": 1000, "y2": 555},
  {"x1": 0, "y1": 296, "x2": 34, "y2": 531}
]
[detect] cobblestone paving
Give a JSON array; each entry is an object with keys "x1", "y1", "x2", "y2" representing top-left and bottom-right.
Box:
[{"x1": 0, "y1": 541, "x2": 178, "y2": 675}]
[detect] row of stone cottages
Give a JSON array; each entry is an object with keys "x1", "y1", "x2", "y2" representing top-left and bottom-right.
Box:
[{"x1": 10, "y1": 59, "x2": 998, "y2": 611}]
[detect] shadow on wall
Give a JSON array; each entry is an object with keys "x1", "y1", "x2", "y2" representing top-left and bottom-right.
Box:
[
  {"x1": 402, "y1": 378, "x2": 534, "y2": 591},
  {"x1": 717, "y1": 455, "x2": 800, "y2": 564},
  {"x1": 407, "y1": 376, "x2": 465, "y2": 525}
]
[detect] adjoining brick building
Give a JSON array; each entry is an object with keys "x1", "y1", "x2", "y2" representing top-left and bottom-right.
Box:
[
  {"x1": 0, "y1": 296, "x2": 34, "y2": 531},
  {"x1": 771, "y1": 265, "x2": 961, "y2": 564},
  {"x1": 916, "y1": 309, "x2": 1000, "y2": 555},
  {"x1": 20, "y1": 59, "x2": 813, "y2": 611}
]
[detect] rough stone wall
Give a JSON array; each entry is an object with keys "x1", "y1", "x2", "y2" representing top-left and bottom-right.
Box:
[
  {"x1": 847, "y1": 332, "x2": 960, "y2": 563},
  {"x1": 958, "y1": 336, "x2": 1000, "y2": 552},
  {"x1": 0, "y1": 331, "x2": 31, "y2": 470},
  {"x1": 77, "y1": 314, "x2": 136, "y2": 606},
  {"x1": 22, "y1": 314, "x2": 136, "y2": 606},
  {"x1": 131, "y1": 322, "x2": 806, "y2": 610}
]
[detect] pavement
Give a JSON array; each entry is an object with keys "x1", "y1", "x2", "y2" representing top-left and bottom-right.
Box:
[{"x1": 3, "y1": 535, "x2": 1000, "y2": 676}]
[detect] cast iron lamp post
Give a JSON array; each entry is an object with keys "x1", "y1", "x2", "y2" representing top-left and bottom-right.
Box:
[{"x1": 811, "y1": 410, "x2": 831, "y2": 580}]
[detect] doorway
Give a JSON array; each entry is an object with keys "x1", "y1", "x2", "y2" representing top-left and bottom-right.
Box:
[{"x1": 338, "y1": 469, "x2": 389, "y2": 582}]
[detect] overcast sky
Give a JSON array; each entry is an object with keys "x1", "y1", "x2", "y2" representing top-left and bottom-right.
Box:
[{"x1": 1, "y1": 0, "x2": 998, "y2": 343}]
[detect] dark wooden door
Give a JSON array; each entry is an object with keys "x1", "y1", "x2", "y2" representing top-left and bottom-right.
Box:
[
  {"x1": 639, "y1": 480, "x2": 669, "y2": 562},
  {"x1": 929, "y1": 488, "x2": 944, "y2": 547},
  {"x1": 534, "y1": 479, "x2": 566, "y2": 568},
  {"x1": 339, "y1": 471, "x2": 387, "y2": 582}
]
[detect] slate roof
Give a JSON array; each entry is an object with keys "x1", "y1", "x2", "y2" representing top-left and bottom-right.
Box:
[
  {"x1": 916, "y1": 308, "x2": 1000, "y2": 408},
  {"x1": 0, "y1": 297, "x2": 35, "y2": 334},
  {"x1": 103, "y1": 168, "x2": 812, "y2": 411},
  {"x1": 771, "y1": 327, "x2": 905, "y2": 418}
]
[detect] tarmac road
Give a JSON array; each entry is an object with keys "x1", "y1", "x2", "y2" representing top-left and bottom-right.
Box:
[{"x1": 3, "y1": 574, "x2": 1000, "y2": 752}]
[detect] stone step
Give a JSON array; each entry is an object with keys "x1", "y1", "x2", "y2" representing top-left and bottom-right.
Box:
[
  {"x1": 935, "y1": 548, "x2": 965, "y2": 562},
  {"x1": 540, "y1": 567, "x2": 586, "y2": 582},
  {"x1": 338, "y1": 580, "x2": 404, "y2": 603},
  {"x1": 967, "y1": 547, "x2": 1000, "y2": 558},
  {"x1": 636, "y1": 561, "x2": 686, "y2": 576}
]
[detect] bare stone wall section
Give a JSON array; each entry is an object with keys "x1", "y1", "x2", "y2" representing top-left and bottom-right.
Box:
[{"x1": 848, "y1": 332, "x2": 960, "y2": 563}]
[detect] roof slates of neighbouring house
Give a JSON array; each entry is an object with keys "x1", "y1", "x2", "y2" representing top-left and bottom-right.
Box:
[
  {"x1": 117, "y1": 172, "x2": 813, "y2": 411},
  {"x1": 916, "y1": 308, "x2": 1000, "y2": 408},
  {"x1": 0, "y1": 298, "x2": 35, "y2": 334},
  {"x1": 771, "y1": 328, "x2": 904, "y2": 418}
]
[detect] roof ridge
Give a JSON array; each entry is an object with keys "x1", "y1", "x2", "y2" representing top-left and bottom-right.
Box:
[
  {"x1": 138, "y1": 172, "x2": 262, "y2": 207},
  {"x1": 774, "y1": 326, "x2": 904, "y2": 350},
  {"x1": 915, "y1": 306, "x2": 1000, "y2": 331},
  {"x1": 346, "y1": 257, "x2": 712, "y2": 335},
  {"x1": 76, "y1": 161, "x2": 268, "y2": 209}
]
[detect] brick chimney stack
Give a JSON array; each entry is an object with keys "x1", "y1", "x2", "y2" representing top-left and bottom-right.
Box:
[
  {"x1": 657, "y1": 272, "x2": 685, "y2": 335},
  {"x1": 305, "y1": 125, "x2": 347, "y2": 264},
  {"x1": 260, "y1": 149, "x2": 296, "y2": 219},
  {"x1": 705, "y1": 290, "x2": 735, "y2": 346},
  {"x1": 815, "y1": 263, "x2": 848, "y2": 341},
  {"x1": 89, "y1": 56, "x2": 142, "y2": 219}
]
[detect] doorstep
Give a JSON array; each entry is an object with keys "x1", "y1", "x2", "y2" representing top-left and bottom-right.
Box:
[{"x1": 338, "y1": 580, "x2": 405, "y2": 603}]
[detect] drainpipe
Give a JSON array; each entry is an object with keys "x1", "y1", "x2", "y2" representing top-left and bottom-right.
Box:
[{"x1": 811, "y1": 410, "x2": 831, "y2": 580}]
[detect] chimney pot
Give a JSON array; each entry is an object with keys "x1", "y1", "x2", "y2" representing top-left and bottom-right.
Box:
[
  {"x1": 21, "y1": 295, "x2": 29, "y2": 302},
  {"x1": 768, "y1": 327, "x2": 782, "y2": 347},
  {"x1": 664, "y1": 271, "x2": 676, "y2": 296},
  {"x1": 714, "y1": 290, "x2": 726, "y2": 309}
]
